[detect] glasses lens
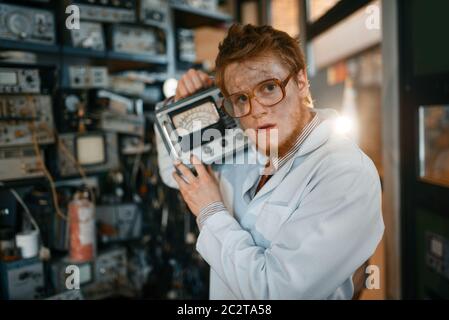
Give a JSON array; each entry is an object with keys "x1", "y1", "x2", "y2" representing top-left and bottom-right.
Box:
[
  {"x1": 254, "y1": 80, "x2": 283, "y2": 106},
  {"x1": 223, "y1": 94, "x2": 250, "y2": 117}
]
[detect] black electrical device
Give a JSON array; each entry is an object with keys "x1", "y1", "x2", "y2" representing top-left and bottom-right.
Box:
[{"x1": 0, "y1": 189, "x2": 17, "y2": 231}]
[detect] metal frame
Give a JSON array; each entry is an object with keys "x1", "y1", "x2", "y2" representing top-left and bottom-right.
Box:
[
  {"x1": 398, "y1": 0, "x2": 449, "y2": 299},
  {"x1": 302, "y1": 0, "x2": 373, "y2": 41},
  {"x1": 381, "y1": 0, "x2": 402, "y2": 300}
]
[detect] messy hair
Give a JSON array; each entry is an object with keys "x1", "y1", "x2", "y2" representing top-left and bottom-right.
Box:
[{"x1": 215, "y1": 23, "x2": 312, "y2": 108}]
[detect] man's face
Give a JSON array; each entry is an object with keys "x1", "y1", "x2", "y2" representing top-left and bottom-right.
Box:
[{"x1": 223, "y1": 54, "x2": 311, "y2": 157}]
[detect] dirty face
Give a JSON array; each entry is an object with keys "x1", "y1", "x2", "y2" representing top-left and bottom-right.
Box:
[{"x1": 223, "y1": 53, "x2": 312, "y2": 158}]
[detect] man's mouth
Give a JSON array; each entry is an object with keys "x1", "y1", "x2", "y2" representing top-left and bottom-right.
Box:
[{"x1": 257, "y1": 124, "x2": 277, "y2": 132}]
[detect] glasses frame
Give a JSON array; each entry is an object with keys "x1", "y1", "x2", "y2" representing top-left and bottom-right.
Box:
[{"x1": 221, "y1": 72, "x2": 295, "y2": 118}]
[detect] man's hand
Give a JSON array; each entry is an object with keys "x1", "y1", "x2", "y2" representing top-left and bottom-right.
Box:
[
  {"x1": 175, "y1": 69, "x2": 214, "y2": 102},
  {"x1": 172, "y1": 155, "x2": 223, "y2": 217}
]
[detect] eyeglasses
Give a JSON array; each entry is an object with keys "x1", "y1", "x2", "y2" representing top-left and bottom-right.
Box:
[{"x1": 221, "y1": 72, "x2": 295, "y2": 118}]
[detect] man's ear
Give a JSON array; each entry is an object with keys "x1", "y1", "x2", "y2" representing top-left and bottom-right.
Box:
[{"x1": 295, "y1": 69, "x2": 309, "y2": 95}]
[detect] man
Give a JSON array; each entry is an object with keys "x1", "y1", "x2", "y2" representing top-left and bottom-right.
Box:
[{"x1": 156, "y1": 24, "x2": 384, "y2": 299}]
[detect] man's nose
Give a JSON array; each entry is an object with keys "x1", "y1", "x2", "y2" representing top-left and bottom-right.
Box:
[{"x1": 250, "y1": 98, "x2": 269, "y2": 118}]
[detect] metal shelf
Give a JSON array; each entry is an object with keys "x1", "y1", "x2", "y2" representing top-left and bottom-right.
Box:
[
  {"x1": 61, "y1": 46, "x2": 107, "y2": 59},
  {"x1": 170, "y1": 3, "x2": 232, "y2": 28},
  {"x1": 61, "y1": 47, "x2": 169, "y2": 66},
  {"x1": 0, "y1": 39, "x2": 59, "y2": 54},
  {"x1": 107, "y1": 51, "x2": 168, "y2": 65}
]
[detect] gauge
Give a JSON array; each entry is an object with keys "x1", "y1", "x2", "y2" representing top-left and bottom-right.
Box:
[
  {"x1": 172, "y1": 101, "x2": 220, "y2": 136},
  {"x1": 64, "y1": 94, "x2": 80, "y2": 113},
  {"x1": 7, "y1": 12, "x2": 31, "y2": 38},
  {"x1": 71, "y1": 22, "x2": 105, "y2": 50}
]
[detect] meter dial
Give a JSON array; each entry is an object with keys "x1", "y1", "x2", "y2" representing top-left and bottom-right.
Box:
[
  {"x1": 65, "y1": 94, "x2": 80, "y2": 113},
  {"x1": 7, "y1": 11, "x2": 32, "y2": 39},
  {"x1": 172, "y1": 101, "x2": 220, "y2": 136}
]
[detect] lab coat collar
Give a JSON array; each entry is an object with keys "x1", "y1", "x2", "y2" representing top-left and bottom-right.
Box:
[
  {"x1": 241, "y1": 144, "x2": 269, "y2": 201},
  {"x1": 295, "y1": 108, "x2": 338, "y2": 157},
  {"x1": 248, "y1": 108, "x2": 339, "y2": 201}
]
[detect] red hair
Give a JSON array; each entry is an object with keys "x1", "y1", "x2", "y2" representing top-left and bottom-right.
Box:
[{"x1": 215, "y1": 24, "x2": 312, "y2": 107}]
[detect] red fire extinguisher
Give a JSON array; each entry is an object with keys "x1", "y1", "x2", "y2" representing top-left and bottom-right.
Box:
[{"x1": 69, "y1": 188, "x2": 95, "y2": 262}]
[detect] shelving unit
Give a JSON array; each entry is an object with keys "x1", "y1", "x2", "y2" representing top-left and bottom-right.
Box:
[
  {"x1": 106, "y1": 51, "x2": 168, "y2": 65},
  {"x1": 0, "y1": 39, "x2": 60, "y2": 54},
  {"x1": 61, "y1": 46, "x2": 107, "y2": 59},
  {"x1": 0, "y1": 0, "x2": 234, "y2": 300},
  {"x1": 0, "y1": 2, "x2": 232, "y2": 78},
  {"x1": 171, "y1": 2, "x2": 232, "y2": 28}
]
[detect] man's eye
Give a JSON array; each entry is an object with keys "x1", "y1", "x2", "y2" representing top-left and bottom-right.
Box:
[
  {"x1": 263, "y1": 83, "x2": 276, "y2": 92},
  {"x1": 237, "y1": 95, "x2": 248, "y2": 103}
]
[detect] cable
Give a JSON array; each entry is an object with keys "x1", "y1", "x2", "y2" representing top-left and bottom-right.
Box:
[
  {"x1": 0, "y1": 182, "x2": 50, "y2": 260},
  {"x1": 34, "y1": 116, "x2": 97, "y2": 217},
  {"x1": 37, "y1": 123, "x2": 98, "y2": 226},
  {"x1": 0, "y1": 182, "x2": 39, "y2": 233},
  {"x1": 32, "y1": 136, "x2": 67, "y2": 221},
  {"x1": 10, "y1": 188, "x2": 39, "y2": 232},
  {"x1": 27, "y1": 96, "x2": 67, "y2": 220},
  {"x1": 57, "y1": 135, "x2": 96, "y2": 208},
  {"x1": 28, "y1": 97, "x2": 100, "y2": 226}
]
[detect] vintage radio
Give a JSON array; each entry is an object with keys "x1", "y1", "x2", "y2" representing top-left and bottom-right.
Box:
[
  {"x1": 0, "y1": 146, "x2": 43, "y2": 181},
  {"x1": 0, "y1": 257, "x2": 45, "y2": 300},
  {"x1": 170, "y1": 0, "x2": 218, "y2": 11},
  {"x1": 0, "y1": 3, "x2": 55, "y2": 45},
  {"x1": 110, "y1": 25, "x2": 165, "y2": 56},
  {"x1": 50, "y1": 257, "x2": 93, "y2": 294},
  {"x1": 58, "y1": 90, "x2": 94, "y2": 133},
  {"x1": 69, "y1": 21, "x2": 105, "y2": 51},
  {"x1": 99, "y1": 112, "x2": 145, "y2": 137},
  {"x1": 0, "y1": 68, "x2": 40, "y2": 94},
  {"x1": 57, "y1": 132, "x2": 119, "y2": 177},
  {"x1": 92, "y1": 90, "x2": 145, "y2": 136},
  {"x1": 177, "y1": 28, "x2": 196, "y2": 63},
  {"x1": 120, "y1": 136, "x2": 150, "y2": 155},
  {"x1": 109, "y1": 75, "x2": 145, "y2": 96},
  {"x1": 155, "y1": 87, "x2": 248, "y2": 165},
  {"x1": 68, "y1": 66, "x2": 109, "y2": 89},
  {"x1": 94, "y1": 247, "x2": 127, "y2": 284},
  {"x1": 96, "y1": 204, "x2": 142, "y2": 243},
  {"x1": 93, "y1": 89, "x2": 135, "y2": 114},
  {"x1": 67, "y1": 0, "x2": 136, "y2": 23},
  {"x1": 139, "y1": 0, "x2": 168, "y2": 27},
  {"x1": 0, "y1": 95, "x2": 55, "y2": 147}
]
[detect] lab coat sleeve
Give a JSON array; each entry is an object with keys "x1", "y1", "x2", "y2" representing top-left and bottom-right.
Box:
[
  {"x1": 154, "y1": 123, "x2": 179, "y2": 189},
  {"x1": 196, "y1": 159, "x2": 385, "y2": 299}
]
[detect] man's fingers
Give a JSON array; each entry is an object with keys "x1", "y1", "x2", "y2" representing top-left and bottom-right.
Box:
[
  {"x1": 188, "y1": 69, "x2": 204, "y2": 90},
  {"x1": 175, "y1": 162, "x2": 196, "y2": 183},
  {"x1": 191, "y1": 155, "x2": 208, "y2": 177},
  {"x1": 206, "y1": 165, "x2": 214, "y2": 176},
  {"x1": 172, "y1": 171, "x2": 188, "y2": 189},
  {"x1": 206, "y1": 165, "x2": 218, "y2": 183},
  {"x1": 199, "y1": 72, "x2": 213, "y2": 86},
  {"x1": 175, "y1": 70, "x2": 214, "y2": 102},
  {"x1": 182, "y1": 77, "x2": 196, "y2": 94},
  {"x1": 176, "y1": 85, "x2": 188, "y2": 101}
]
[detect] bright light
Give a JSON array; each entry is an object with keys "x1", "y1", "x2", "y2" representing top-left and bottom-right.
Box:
[
  {"x1": 163, "y1": 78, "x2": 178, "y2": 98},
  {"x1": 334, "y1": 116, "x2": 354, "y2": 135}
]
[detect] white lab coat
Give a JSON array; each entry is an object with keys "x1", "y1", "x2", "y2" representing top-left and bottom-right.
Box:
[{"x1": 156, "y1": 108, "x2": 385, "y2": 299}]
